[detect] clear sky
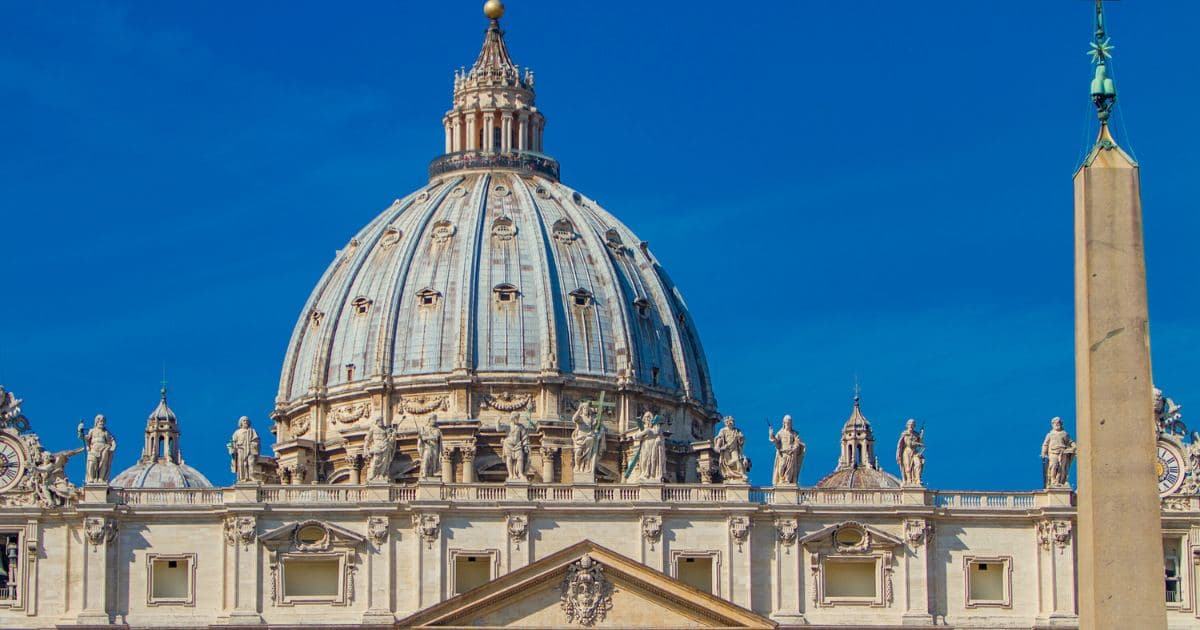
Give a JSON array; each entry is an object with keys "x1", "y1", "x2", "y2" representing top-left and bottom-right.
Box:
[{"x1": 2, "y1": 1, "x2": 1197, "y2": 489}]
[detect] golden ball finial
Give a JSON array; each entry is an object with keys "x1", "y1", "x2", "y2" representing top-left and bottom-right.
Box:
[{"x1": 483, "y1": 0, "x2": 505, "y2": 20}]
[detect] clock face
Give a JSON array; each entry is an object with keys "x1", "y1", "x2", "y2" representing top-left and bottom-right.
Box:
[
  {"x1": 0, "y1": 437, "x2": 24, "y2": 492},
  {"x1": 1157, "y1": 442, "x2": 1185, "y2": 496}
]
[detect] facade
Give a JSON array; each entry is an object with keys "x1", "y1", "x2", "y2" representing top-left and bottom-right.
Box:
[{"x1": 0, "y1": 2, "x2": 1197, "y2": 628}]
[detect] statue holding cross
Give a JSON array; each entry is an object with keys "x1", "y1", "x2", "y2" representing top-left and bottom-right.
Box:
[{"x1": 571, "y1": 392, "x2": 612, "y2": 476}]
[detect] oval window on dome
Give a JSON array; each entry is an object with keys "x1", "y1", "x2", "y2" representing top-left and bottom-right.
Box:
[
  {"x1": 569, "y1": 288, "x2": 594, "y2": 308},
  {"x1": 381, "y1": 226, "x2": 402, "y2": 248},
  {"x1": 351, "y1": 297, "x2": 372, "y2": 316}
]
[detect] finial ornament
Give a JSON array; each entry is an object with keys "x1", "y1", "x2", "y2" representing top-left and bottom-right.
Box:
[
  {"x1": 1089, "y1": 0, "x2": 1117, "y2": 124},
  {"x1": 484, "y1": 0, "x2": 505, "y2": 20}
]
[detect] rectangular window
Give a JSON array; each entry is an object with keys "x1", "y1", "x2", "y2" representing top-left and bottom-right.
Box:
[
  {"x1": 0, "y1": 532, "x2": 20, "y2": 604},
  {"x1": 825, "y1": 559, "x2": 877, "y2": 600},
  {"x1": 146, "y1": 553, "x2": 195, "y2": 606},
  {"x1": 964, "y1": 556, "x2": 1012, "y2": 608},
  {"x1": 454, "y1": 555, "x2": 492, "y2": 595},
  {"x1": 676, "y1": 556, "x2": 713, "y2": 594},
  {"x1": 1165, "y1": 537, "x2": 1183, "y2": 605},
  {"x1": 283, "y1": 558, "x2": 340, "y2": 599}
]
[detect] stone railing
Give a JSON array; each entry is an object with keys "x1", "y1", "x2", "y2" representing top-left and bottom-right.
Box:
[
  {"x1": 102, "y1": 483, "x2": 1056, "y2": 512},
  {"x1": 428, "y1": 149, "x2": 560, "y2": 180}
]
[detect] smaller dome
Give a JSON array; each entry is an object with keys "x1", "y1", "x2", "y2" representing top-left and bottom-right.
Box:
[
  {"x1": 112, "y1": 390, "x2": 213, "y2": 489},
  {"x1": 815, "y1": 466, "x2": 901, "y2": 489},
  {"x1": 814, "y1": 396, "x2": 901, "y2": 489}
]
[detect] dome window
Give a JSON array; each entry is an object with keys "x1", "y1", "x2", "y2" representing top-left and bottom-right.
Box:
[
  {"x1": 431, "y1": 220, "x2": 457, "y2": 243},
  {"x1": 491, "y1": 216, "x2": 518, "y2": 241},
  {"x1": 571, "y1": 191, "x2": 583, "y2": 205},
  {"x1": 604, "y1": 228, "x2": 624, "y2": 252},
  {"x1": 552, "y1": 219, "x2": 577, "y2": 243},
  {"x1": 351, "y1": 297, "x2": 372, "y2": 316},
  {"x1": 569, "y1": 288, "x2": 594, "y2": 308},
  {"x1": 417, "y1": 288, "x2": 443, "y2": 307},
  {"x1": 493, "y1": 283, "x2": 520, "y2": 304},
  {"x1": 492, "y1": 184, "x2": 511, "y2": 197},
  {"x1": 535, "y1": 185, "x2": 552, "y2": 200},
  {"x1": 633, "y1": 297, "x2": 650, "y2": 318},
  {"x1": 381, "y1": 226, "x2": 402, "y2": 248},
  {"x1": 309, "y1": 310, "x2": 325, "y2": 328}
]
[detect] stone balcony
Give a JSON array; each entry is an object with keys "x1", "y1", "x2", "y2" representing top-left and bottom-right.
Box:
[{"x1": 90, "y1": 483, "x2": 1100, "y2": 513}]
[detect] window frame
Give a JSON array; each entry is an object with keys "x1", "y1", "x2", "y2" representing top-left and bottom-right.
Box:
[
  {"x1": 145, "y1": 553, "x2": 197, "y2": 607},
  {"x1": 962, "y1": 555, "x2": 1013, "y2": 609},
  {"x1": 0, "y1": 530, "x2": 25, "y2": 610},
  {"x1": 818, "y1": 555, "x2": 885, "y2": 606},
  {"x1": 447, "y1": 548, "x2": 500, "y2": 596},
  {"x1": 278, "y1": 551, "x2": 350, "y2": 606},
  {"x1": 669, "y1": 550, "x2": 721, "y2": 597}
]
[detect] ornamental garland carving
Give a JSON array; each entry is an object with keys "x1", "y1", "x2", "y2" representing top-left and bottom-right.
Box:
[
  {"x1": 331, "y1": 402, "x2": 371, "y2": 425},
  {"x1": 507, "y1": 514, "x2": 529, "y2": 549},
  {"x1": 482, "y1": 392, "x2": 534, "y2": 413},
  {"x1": 367, "y1": 517, "x2": 389, "y2": 546},
  {"x1": 290, "y1": 414, "x2": 311, "y2": 437},
  {"x1": 1163, "y1": 497, "x2": 1193, "y2": 512},
  {"x1": 729, "y1": 515, "x2": 751, "y2": 552},
  {"x1": 776, "y1": 518, "x2": 798, "y2": 551},
  {"x1": 413, "y1": 513, "x2": 440, "y2": 549},
  {"x1": 560, "y1": 554, "x2": 613, "y2": 627},
  {"x1": 224, "y1": 516, "x2": 257, "y2": 549},
  {"x1": 903, "y1": 519, "x2": 932, "y2": 548},
  {"x1": 399, "y1": 395, "x2": 449, "y2": 415},
  {"x1": 1036, "y1": 519, "x2": 1072, "y2": 552},
  {"x1": 641, "y1": 515, "x2": 663, "y2": 551},
  {"x1": 84, "y1": 517, "x2": 116, "y2": 548}
]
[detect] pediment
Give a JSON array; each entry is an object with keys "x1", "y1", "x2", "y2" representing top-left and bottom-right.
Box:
[
  {"x1": 259, "y1": 519, "x2": 366, "y2": 552},
  {"x1": 798, "y1": 520, "x2": 903, "y2": 552},
  {"x1": 398, "y1": 540, "x2": 775, "y2": 629}
]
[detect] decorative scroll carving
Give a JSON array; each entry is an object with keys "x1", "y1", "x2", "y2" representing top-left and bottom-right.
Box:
[
  {"x1": 399, "y1": 395, "x2": 449, "y2": 415},
  {"x1": 332, "y1": 402, "x2": 371, "y2": 425},
  {"x1": 482, "y1": 392, "x2": 534, "y2": 412},
  {"x1": 224, "y1": 515, "x2": 257, "y2": 549},
  {"x1": 507, "y1": 514, "x2": 528, "y2": 549},
  {"x1": 367, "y1": 517, "x2": 389, "y2": 546},
  {"x1": 884, "y1": 563, "x2": 895, "y2": 605},
  {"x1": 641, "y1": 515, "x2": 663, "y2": 550},
  {"x1": 1036, "y1": 519, "x2": 1072, "y2": 552},
  {"x1": 84, "y1": 517, "x2": 116, "y2": 548},
  {"x1": 412, "y1": 513, "x2": 440, "y2": 549},
  {"x1": 728, "y1": 515, "x2": 751, "y2": 552},
  {"x1": 904, "y1": 519, "x2": 932, "y2": 548},
  {"x1": 560, "y1": 554, "x2": 613, "y2": 627},
  {"x1": 290, "y1": 414, "x2": 311, "y2": 437},
  {"x1": 776, "y1": 518, "x2": 798, "y2": 552}
]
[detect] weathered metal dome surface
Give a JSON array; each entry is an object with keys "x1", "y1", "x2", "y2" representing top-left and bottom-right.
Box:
[{"x1": 276, "y1": 171, "x2": 715, "y2": 409}]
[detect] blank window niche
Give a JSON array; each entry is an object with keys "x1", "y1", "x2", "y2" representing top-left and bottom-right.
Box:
[
  {"x1": 282, "y1": 557, "x2": 341, "y2": 601},
  {"x1": 964, "y1": 556, "x2": 1012, "y2": 608},
  {"x1": 450, "y1": 550, "x2": 497, "y2": 596},
  {"x1": 824, "y1": 559, "x2": 877, "y2": 600},
  {"x1": 676, "y1": 556, "x2": 714, "y2": 594},
  {"x1": 147, "y1": 554, "x2": 195, "y2": 606}
]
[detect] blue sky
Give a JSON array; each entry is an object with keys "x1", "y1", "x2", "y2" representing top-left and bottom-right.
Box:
[{"x1": 2, "y1": 1, "x2": 1197, "y2": 489}]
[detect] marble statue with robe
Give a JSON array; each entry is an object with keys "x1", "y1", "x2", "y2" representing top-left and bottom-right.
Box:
[
  {"x1": 77, "y1": 414, "x2": 117, "y2": 484},
  {"x1": 713, "y1": 416, "x2": 749, "y2": 483},
  {"x1": 625, "y1": 411, "x2": 666, "y2": 482},
  {"x1": 363, "y1": 415, "x2": 397, "y2": 482},
  {"x1": 1041, "y1": 416, "x2": 1075, "y2": 488},
  {"x1": 571, "y1": 401, "x2": 606, "y2": 475},
  {"x1": 228, "y1": 416, "x2": 260, "y2": 483},
  {"x1": 502, "y1": 412, "x2": 531, "y2": 481},
  {"x1": 768, "y1": 414, "x2": 805, "y2": 485},
  {"x1": 417, "y1": 414, "x2": 443, "y2": 479},
  {"x1": 895, "y1": 418, "x2": 926, "y2": 486}
]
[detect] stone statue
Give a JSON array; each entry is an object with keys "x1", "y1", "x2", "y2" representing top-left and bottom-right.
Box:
[
  {"x1": 77, "y1": 414, "x2": 117, "y2": 484},
  {"x1": 1154, "y1": 387, "x2": 1185, "y2": 436},
  {"x1": 571, "y1": 401, "x2": 606, "y2": 475},
  {"x1": 416, "y1": 414, "x2": 443, "y2": 479},
  {"x1": 1041, "y1": 417, "x2": 1076, "y2": 488},
  {"x1": 895, "y1": 418, "x2": 926, "y2": 486},
  {"x1": 768, "y1": 414, "x2": 805, "y2": 486},
  {"x1": 363, "y1": 415, "x2": 397, "y2": 483},
  {"x1": 32, "y1": 447, "x2": 83, "y2": 507},
  {"x1": 227, "y1": 416, "x2": 260, "y2": 483},
  {"x1": 0, "y1": 385, "x2": 29, "y2": 431},
  {"x1": 624, "y1": 412, "x2": 666, "y2": 482},
  {"x1": 713, "y1": 416, "x2": 749, "y2": 483},
  {"x1": 501, "y1": 412, "x2": 532, "y2": 481}
]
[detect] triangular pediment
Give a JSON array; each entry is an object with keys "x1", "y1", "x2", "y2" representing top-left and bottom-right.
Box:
[{"x1": 397, "y1": 540, "x2": 776, "y2": 629}]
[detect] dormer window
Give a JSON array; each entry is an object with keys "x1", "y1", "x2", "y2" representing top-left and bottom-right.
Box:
[
  {"x1": 417, "y1": 288, "x2": 442, "y2": 307},
  {"x1": 309, "y1": 310, "x2": 325, "y2": 328},
  {"x1": 604, "y1": 228, "x2": 624, "y2": 251},
  {"x1": 431, "y1": 220, "x2": 457, "y2": 242},
  {"x1": 552, "y1": 218, "x2": 577, "y2": 243},
  {"x1": 351, "y1": 297, "x2": 372, "y2": 316},
  {"x1": 569, "y1": 288, "x2": 593, "y2": 308},
  {"x1": 493, "y1": 283, "x2": 519, "y2": 304},
  {"x1": 633, "y1": 297, "x2": 650, "y2": 318},
  {"x1": 491, "y1": 216, "x2": 517, "y2": 241}
]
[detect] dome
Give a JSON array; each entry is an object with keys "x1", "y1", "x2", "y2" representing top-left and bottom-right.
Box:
[
  {"x1": 815, "y1": 397, "x2": 901, "y2": 489},
  {"x1": 269, "y1": 9, "x2": 717, "y2": 485},
  {"x1": 112, "y1": 391, "x2": 213, "y2": 489}
]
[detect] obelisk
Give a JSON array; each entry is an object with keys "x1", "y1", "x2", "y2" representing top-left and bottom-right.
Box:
[{"x1": 1074, "y1": 3, "x2": 1166, "y2": 628}]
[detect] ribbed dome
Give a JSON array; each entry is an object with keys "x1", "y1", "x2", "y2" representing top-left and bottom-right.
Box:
[
  {"x1": 276, "y1": 172, "x2": 714, "y2": 405},
  {"x1": 112, "y1": 391, "x2": 213, "y2": 489}
]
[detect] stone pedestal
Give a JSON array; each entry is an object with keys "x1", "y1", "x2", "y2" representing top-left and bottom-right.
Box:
[
  {"x1": 573, "y1": 468, "x2": 596, "y2": 484},
  {"x1": 416, "y1": 479, "x2": 442, "y2": 501},
  {"x1": 505, "y1": 480, "x2": 530, "y2": 501}
]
